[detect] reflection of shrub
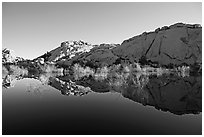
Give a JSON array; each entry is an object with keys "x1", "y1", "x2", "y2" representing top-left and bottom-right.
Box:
[
  {"x1": 73, "y1": 63, "x2": 95, "y2": 80},
  {"x1": 72, "y1": 61, "x2": 194, "y2": 91},
  {"x1": 2, "y1": 65, "x2": 9, "y2": 78},
  {"x1": 95, "y1": 66, "x2": 109, "y2": 80},
  {"x1": 41, "y1": 64, "x2": 55, "y2": 72},
  {"x1": 38, "y1": 64, "x2": 63, "y2": 73},
  {"x1": 7, "y1": 65, "x2": 28, "y2": 75},
  {"x1": 17, "y1": 61, "x2": 40, "y2": 73}
]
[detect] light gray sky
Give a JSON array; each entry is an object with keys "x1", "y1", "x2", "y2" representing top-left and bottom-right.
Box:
[{"x1": 2, "y1": 2, "x2": 202, "y2": 59}]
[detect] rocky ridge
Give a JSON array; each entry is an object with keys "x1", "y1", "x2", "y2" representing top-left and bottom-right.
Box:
[
  {"x1": 3, "y1": 23, "x2": 202, "y2": 71},
  {"x1": 50, "y1": 23, "x2": 202, "y2": 69},
  {"x1": 35, "y1": 40, "x2": 94, "y2": 63},
  {"x1": 2, "y1": 48, "x2": 24, "y2": 64}
]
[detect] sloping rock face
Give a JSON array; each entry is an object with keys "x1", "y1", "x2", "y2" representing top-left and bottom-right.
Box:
[
  {"x1": 112, "y1": 23, "x2": 202, "y2": 66},
  {"x1": 2, "y1": 48, "x2": 24, "y2": 64},
  {"x1": 74, "y1": 44, "x2": 119, "y2": 67},
  {"x1": 34, "y1": 23, "x2": 201, "y2": 69},
  {"x1": 57, "y1": 43, "x2": 119, "y2": 68},
  {"x1": 35, "y1": 40, "x2": 94, "y2": 63}
]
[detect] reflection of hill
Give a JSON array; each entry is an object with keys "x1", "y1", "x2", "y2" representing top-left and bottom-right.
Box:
[
  {"x1": 73, "y1": 72, "x2": 201, "y2": 115},
  {"x1": 2, "y1": 74, "x2": 23, "y2": 89},
  {"x1": 122, "y1": 75, "x2": 202, "y2": 115},
  {"x1": 75, "y1": 77, "x2": 110, "y2": 93},
  {"x1": 2, "y1": 68, "x2": 201, "y2": 115},
  {"x1": 48, "y1": 76, "x2": 92, "y2": 96},
  {"x1": 2, "y1": 70, "x2": 92, "y2": 96}
]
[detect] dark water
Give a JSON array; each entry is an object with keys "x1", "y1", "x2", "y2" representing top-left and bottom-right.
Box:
[{"x1": 2, "y1": 70, "x2": 202, "y2": 135}]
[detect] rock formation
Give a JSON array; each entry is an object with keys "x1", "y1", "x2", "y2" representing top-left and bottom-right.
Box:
[
  {"x1": 35, "y1": 40, "x2": 94, "y2": 63},
  {"x1": 2, "y1": 48, "x2": 24, "y2": 64},
  {"x1": 32, "y1": 23, "x2": 202, "y2": 70},
  {"x1": 64, "y1": 43, "x2": 120, "y2": 68},
  {"x1": 54, "y1": 23, "x2": 202, "y2": 69},
  {"x1": 113, "y1": 23, "x2": 202, "y2": 67},
  {"x1": 3, "y1": 23, "x2": 202, "y2": 72}
]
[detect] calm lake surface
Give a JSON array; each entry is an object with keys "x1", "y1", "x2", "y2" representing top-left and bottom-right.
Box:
[{"x1": 2, "y1": 71, "x2": 202, "y2": 135}]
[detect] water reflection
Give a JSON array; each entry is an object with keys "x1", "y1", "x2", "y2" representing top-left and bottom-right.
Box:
[{"x1": 2, "y1": 64, "x2": 202, "y2": 115}]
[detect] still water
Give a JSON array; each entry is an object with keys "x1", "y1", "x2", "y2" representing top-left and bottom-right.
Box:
[{"x1": 2, "y1": 70, "x2": 202, "y2": 135}]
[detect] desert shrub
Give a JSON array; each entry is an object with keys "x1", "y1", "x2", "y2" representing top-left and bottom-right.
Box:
[{"x1": 73, "y1": 63, "x2": 95, "y2": 80}]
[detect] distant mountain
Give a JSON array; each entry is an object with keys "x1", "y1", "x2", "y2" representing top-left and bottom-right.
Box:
[{"x1": 2, "y1": 48, "x2": 24, "y2": 64}]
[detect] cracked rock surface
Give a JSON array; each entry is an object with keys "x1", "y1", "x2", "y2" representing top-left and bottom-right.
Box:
[
  {"x1": 33, "y1": 23, "x2": 201, "y2": 68},
  {"x1": 112, "y1": 23, "x2": 202, "y2": 66}
]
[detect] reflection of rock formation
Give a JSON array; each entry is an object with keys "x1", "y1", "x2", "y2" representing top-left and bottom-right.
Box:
[
  {"x1": 26, "y1": 83, "x2": 44, "y2": 97},
  {"x1": 72, "y1": 63, "x2": 187, "y2": 95},
  {"x1": 2, "y1": 74, "x2": 23, "y2": 89},
  {"x1": 73, "y1": 67, "x2": 201, "y2": 115},
  {"x1": 75, "y1": 77, "x2": 110, "y2": 93},
  {"x1": 2, "y1": 65, "x2": 29, "y2": 89},
  {"x1": 122, "y1": 75, "x2": 202, "y2": 115},
  {"x1": 48, "y1": 76, "x2": 92, "y2": 96},
  {"x1": 2, "y1": 71, "x2": 92, "y2": 97},
  {"x1": 2, "y1": 64, "x2": 201, "y2": 115},
  {"x1": 38, "y1": 73, "x2": 63, "y2": 85}
]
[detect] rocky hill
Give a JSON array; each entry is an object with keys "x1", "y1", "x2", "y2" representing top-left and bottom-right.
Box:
[
  {"x1": 34, "y1": 40, "x2": 94, "y2": 63},
  {"x1": 34, "y1": 40, "x2": 119, "y2": 68},
  {"x1": 54, "y1": 23, "x2": 202, "y2": 69},
  {"x1": 57, "y1": 43, "x2": 120, "y2": 68},
  {"x1": 4, "y1": 23, "x2": 202, "y2": 71},
  {"x1": 113, "y1": 23, "x2": 202, "y2": 67},
  {"x1": 2, "y1": 48, "x2": 24, "y2": 64}
]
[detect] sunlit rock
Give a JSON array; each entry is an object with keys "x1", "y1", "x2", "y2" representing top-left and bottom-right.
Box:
[
  {"x1": 2, "y1": 48, "x2": 24, "y2": 64},
  {"x1": 34, "y1": 40, "x2": 94, "y2": 63},
  {"x1": 36, "y1": 58, "x2": 44, "y2": 64}
]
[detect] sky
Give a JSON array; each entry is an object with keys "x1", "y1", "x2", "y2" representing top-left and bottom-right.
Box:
[{"x1": 2, "y1": 2, "x2": 202, "y2": 59}]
